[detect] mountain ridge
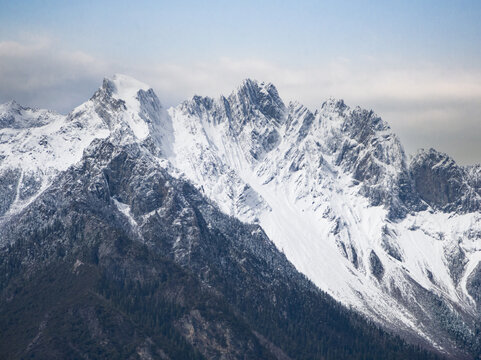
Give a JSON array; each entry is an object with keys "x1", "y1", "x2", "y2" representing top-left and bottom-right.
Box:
[
  {"x1": 1, "y1": 74, "x2": 480, "y2": 358},
  {"x1": 0, "y1": 134, "x2": 442, "y2": 359}
]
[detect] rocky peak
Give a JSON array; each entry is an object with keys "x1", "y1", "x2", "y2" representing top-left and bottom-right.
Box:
[
  {"x1": 412, "y1": 148, "x2": 456, "y2": 168},
  {"x1": 84, "y1": 74, "x2": 172, "y2": 152},
  {"x1": 285, "y1": 101, "x2": 315, "y2": 141},
  {"x1": 227, "y1": 79, "x2": 286, "y2": 125},
  {"x1": 90, "y1": 74, "x2": 151, "y2": 108},
  {"x1": 177, "y1": 79, "x2": 287, "y2": 130},
  {"x1": 104, "y1": 74, "x2": 150, "y2": 99},
  {"x1": 0, "y1": 99, "x2": 20, "y2": 112},
  {"x1": 179, "y1": 95, "x2": 218, "y2": 121},
  {"x1": 0, "y1": 100, "x2": 59, "y2": 129},
  {"x1": 410, "y1": 148, "x2": 481, "y2": 212},
  {"x1": 321, "y1": 97, "x2": 348, "y2": 113},
  {"x1": 307, "y1": 99, "x2": 417, "y2": 217},
  {"x1": 466, "y1": 164, "x2": 481, "y2": 190}
]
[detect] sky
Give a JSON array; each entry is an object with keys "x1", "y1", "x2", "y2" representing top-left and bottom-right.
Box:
[{"x1": 1, "y1": 0, "x2": 480, "y2": 164}]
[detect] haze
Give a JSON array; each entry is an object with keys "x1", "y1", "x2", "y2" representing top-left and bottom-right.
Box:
[{"x1": 1, "y1": 0, "x2": 480, "y2": 164}]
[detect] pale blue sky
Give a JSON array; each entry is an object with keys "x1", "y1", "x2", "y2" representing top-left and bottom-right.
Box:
[
  {"x1": 2, "y1": 0, "x2": 481, "y2": 66},
  {"x1": 1, "y1": 0, "x2": 480, "y2": 163}
]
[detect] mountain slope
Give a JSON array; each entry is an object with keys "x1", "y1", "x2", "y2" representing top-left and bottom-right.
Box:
[
  {"x1": 0, "y1": 74, "x2": 172, "y2": 220},
  {"x1": 0, "y1": 74, "x2": 479, "y2": 358},
  {"x1": 0, "y1": 137, "x2": 440, "y2": 359},
  {"x1": 168, "y1": 79, "x2": 481, "y2": 357}
]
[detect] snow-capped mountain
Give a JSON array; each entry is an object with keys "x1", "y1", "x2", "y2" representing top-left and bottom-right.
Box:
[
  {"x1": 1, "y1": 74, "x2": 480, "y2": 357},
  {"x1": 411, "y1": 148, "x2": 481, "y2": 213},
  {"x1": 0, "y1": 74, "x2": 171, "y2": 219},
  {"x1": 168, "y1": 79, "x2": 481, "y2": 354}
]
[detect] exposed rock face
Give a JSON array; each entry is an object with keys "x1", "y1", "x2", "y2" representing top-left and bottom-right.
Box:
[
  {"x1": 0, "y1": 138, "x2": 440, "y2": 359},
  {"x1": 0, "y1": 100, "x2": 56, "y2": 129},
  {"x1": 1, "y1": 74, "x2": 480, "y2": 359},
  {"x1": 319, "y1": 100, "x2": 422, "y2": 218},
  {"x1": 169, "y1": 79, "x2": 481, "y2": 358},
  {"x1": 467, "y1": 262, "x2": 481, "y2": 308},
  {"x1": 0, "y1": 139, "x2": 288, "y2": 359},
  {"x1": 0, "y1": 168, "x2": 21, "y2": 216},
  {"x1": 444, "y1": 241, "x2": 469, "y2": 286},
  {"x1": 410, "y1": 148, "x2": 481, "y2": 213},
  {"x1": 369, "y1": 250, "x2": 384, "y2": 281}
]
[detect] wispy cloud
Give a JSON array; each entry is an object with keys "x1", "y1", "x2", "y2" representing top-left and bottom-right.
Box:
[
  {"x1": 0, "y1": 36, "x2": 108, "y2": 111},
  {"x1": 140, "y1": 56, "x2": 481, "y2": 107},
  {"x1": 140, "y1": 57, "x2": 481, "y2": 164},
  {"x1": 1, "y1": 38, "x2": 480, "y2": 164}
]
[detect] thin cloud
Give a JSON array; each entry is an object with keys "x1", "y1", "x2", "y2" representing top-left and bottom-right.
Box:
[
  {"x1": 141, "y1": 57, "x2": 481, "y2": 164},
  {"x1": 0, "y1": 37, "x2": 108, "y2": 111},
  {"x1": 0, "y1": 39, "x2": 480, "y2": 164}
]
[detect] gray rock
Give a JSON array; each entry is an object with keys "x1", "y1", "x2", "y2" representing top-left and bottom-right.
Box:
[{"x1": 410, "y1": 148, "x2": 481, "y2": 213}]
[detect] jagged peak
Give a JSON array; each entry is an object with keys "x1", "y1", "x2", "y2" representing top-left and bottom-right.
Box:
[
  {"x1": 321, "y1": 97, "x2": 348, "y2": 111},
  {"x1": 177, "y1": 95, "x2": 217, "y2": 119},
  {"x1": 414, "y1": 147, "x2": 449, "y2": 157},
  {"x1": 177, "y1": 79, "x2": 286, "y2": 122},
  {"x1": 318, "y1": 97, "x2": 392, "y2": 135},
  {"x1": 411, "y1": 148, "x2": 457, "y2": 167},
  {"x1": 87, "y1": 74, "x2": 163, "y2": 123},
  {"x1": 0, "y1": 100, "x2": 60, "y2": 129},
  {"x1": 0, "y1": 100, "x2": 24, "y2": 118},
  {"x1": 190, "y1": 94, "x2": 215, "y2": 109},
  {"x1": 410, "y1": 147, "x2": 481, "y2": 212},
  {"x1": 228, "y1": 78, "x2": 286, "y2": 122},
  {"x1": 0, "y1": 100, "x2": 44, "y2": 114},
  {"x1": 288, "y1": 100, "x2": 309, "y2": 111},
  {"x1": 231, "y1": 78, "x2": 281, "y2": 103},
  {"x1": 100, "y1": 74, "x2": 151, "y2": 102},
  {"x1": 77, "y1": 75, "x2": 169, "y2": 144},
  {"x1": 0, "y1": 99, "x2": 20, "y2": 109},
  {"x1": 238, "y1": 78, "x2": 276, "y2": 91},
  {"x1": 105, "y1": 73, "x2": 150, "y2": 92},
  {"x1": 238, "y1": 78, "x2": 258, "y2": 88},
  {"x1": 237, "y1": 78, "x2": 261, "y2": 90}
]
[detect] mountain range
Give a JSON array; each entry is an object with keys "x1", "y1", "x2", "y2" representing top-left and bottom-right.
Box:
[{"x1": 0, "y1": 74, "x2": 480, "y2": 359}]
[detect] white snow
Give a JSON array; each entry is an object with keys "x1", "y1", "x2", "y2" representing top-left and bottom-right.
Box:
[
  {"x1": 112, "y1": 198, "x2": 138, "y2": 228},
  {"x1": 166, "y1": 85, "x2": 481, "y2": 346},
  {"x1": 108, "y1": 74, "x2": 150, "y2": 140},
  {"x1": 3, "y1": 76, "x2": 480, "y2": 351},
  {"x1": 0, "y1": 74, "x2": 161, "y2": 217}
]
